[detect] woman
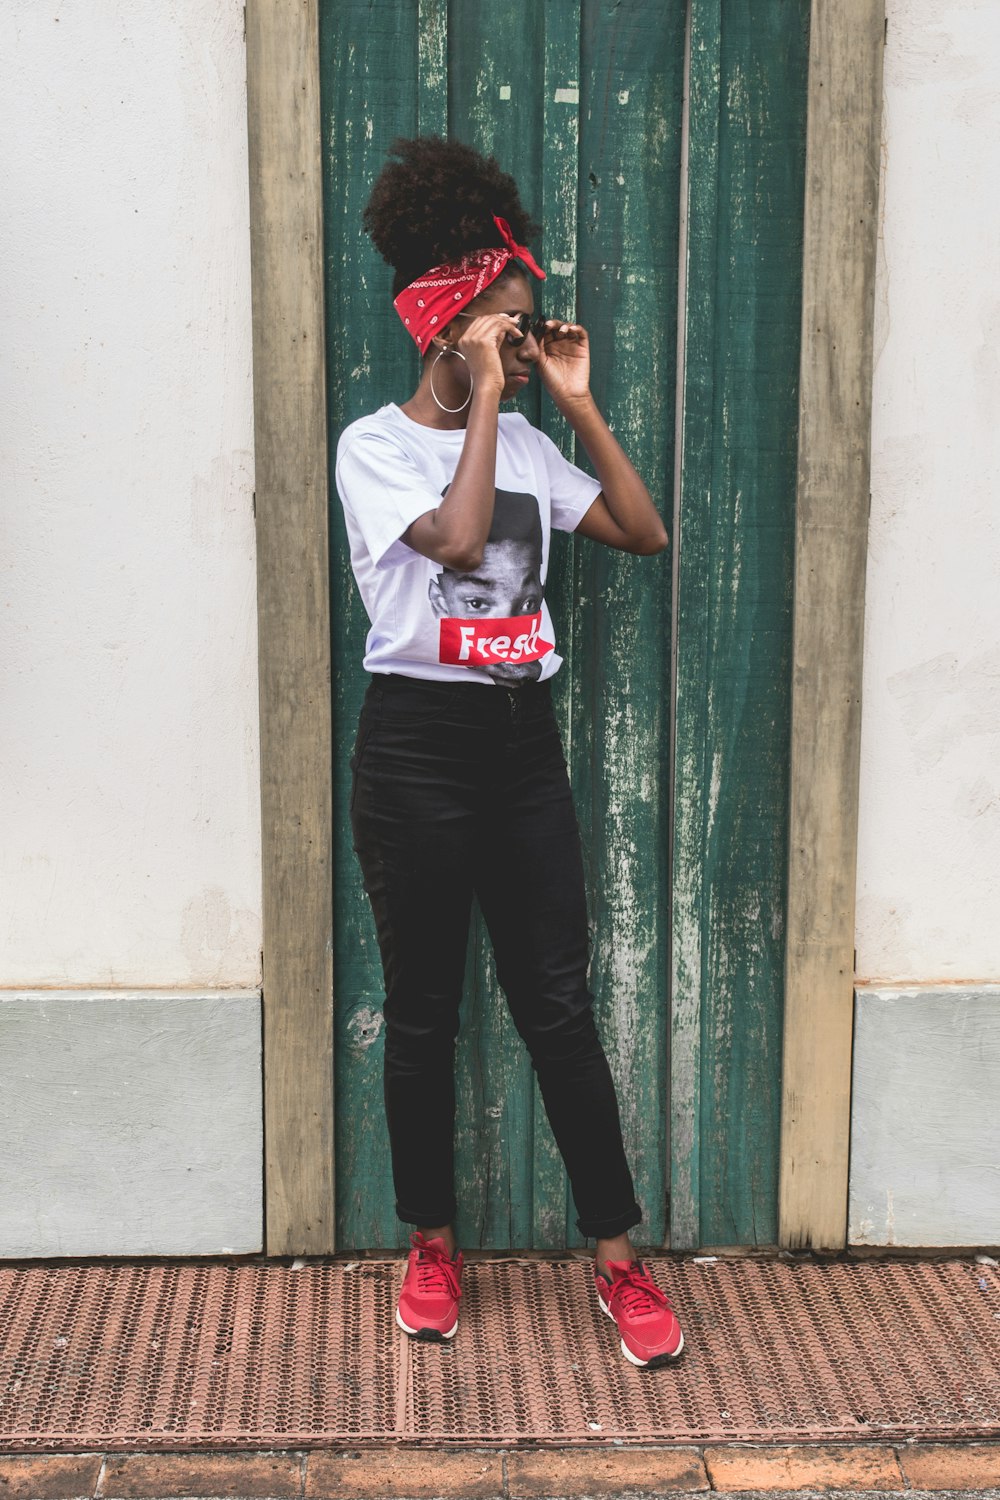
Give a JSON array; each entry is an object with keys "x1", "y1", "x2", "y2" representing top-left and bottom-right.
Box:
[{"x1": 335, "y1": 136, "x2": 684, "y2": 1368}]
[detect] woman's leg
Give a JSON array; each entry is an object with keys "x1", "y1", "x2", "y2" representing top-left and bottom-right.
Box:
[
  {"x1": 473, "y1": 694, "x2": 643, "y2": 1241},
  {"x1": 350, "y1": 680, "x2": 478, "y2": 1230}
]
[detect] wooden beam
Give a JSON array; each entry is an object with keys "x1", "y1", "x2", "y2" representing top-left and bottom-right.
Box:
[
  {"x1": 672, "y1": 0, "x2": 811, "y2": 1252},
  {"x1": 780, "y1": 0, "x2": 885, "y2": 1249},
  {"x1": 246, "y1": 0, "x2": 335, "y2": 1254}
]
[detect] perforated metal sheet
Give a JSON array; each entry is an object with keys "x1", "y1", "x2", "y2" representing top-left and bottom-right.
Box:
[{"x1": 1, "y1": 1256, "x2": 998, "y2": 1450}]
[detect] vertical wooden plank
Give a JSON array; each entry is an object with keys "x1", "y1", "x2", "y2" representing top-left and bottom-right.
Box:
[
  {"x1": 673, "y1": 0, "x2": 811, "y2": 1249},
  {"x1": 417, "y1": 0, "x2": 448, "y2": 138},
  {"x1": 574, "y1": 0, "x2": 686, "y2": 1250},
  {"x1": 700, "y1": 0, "x2": 810, "y2": 1250},
  {"x1": 320, "y1": 0, "x2": 421, "y2": 1249},
  {"x1": 541, "y1": 18, "x2": 581, "y2": 465},
  {"x1": 780, "y1": 0, "x2": 884, "y2": 1251},
  {"x1": 535, "y1": 1, "x2": 583, "y2": 1251},
  {"x1": 446, "y1": 0, "x2": 545, "y2": 1251},
  {"x1": 670, "y1": 0, "x2": 720, "y2": 1252},
  {"x1": 246, "y1": 0, "x2": 334, "y2": 1253}
]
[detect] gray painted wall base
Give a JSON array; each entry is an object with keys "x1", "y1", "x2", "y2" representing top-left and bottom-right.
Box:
[
  {"x1": 0, "y1": 991, "x2": 262, "y2": 1257},
  {"x1": 850, "y1": 984, "x2": 1000, "y2": 1247}
]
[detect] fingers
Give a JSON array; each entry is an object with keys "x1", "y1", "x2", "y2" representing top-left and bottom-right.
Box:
[
  {"x1": 448, "y1": 314, "x2": 519, "y2": 390},
  {"x1": 538, "y1": 319, "x2": 587, "y2": 342},
  {"x1": 456, "y1": 313, "x2": 521, "y2": 347}
]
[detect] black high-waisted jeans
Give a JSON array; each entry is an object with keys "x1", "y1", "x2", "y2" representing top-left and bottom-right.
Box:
[{"x1": 349, "y1": 672, "x2": 643, "y2": 1240}]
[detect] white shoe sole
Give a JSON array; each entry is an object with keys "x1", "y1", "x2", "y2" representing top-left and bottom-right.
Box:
[
  {"x1": 597, "y1": 1292, "x2": 685, "y2": 1366},
  {"x1": 396, "y1": 1306, "x2": 458, "y2": 1340}
]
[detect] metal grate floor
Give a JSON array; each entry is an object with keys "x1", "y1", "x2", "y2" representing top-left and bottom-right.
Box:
[{"x1": 1, "y1": 1255, "x2": 998, "y2": 1450}]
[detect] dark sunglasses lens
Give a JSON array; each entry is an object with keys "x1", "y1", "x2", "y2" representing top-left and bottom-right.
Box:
[{"x1": 505, "y1": 312, "x2": 536, "y2": 345}]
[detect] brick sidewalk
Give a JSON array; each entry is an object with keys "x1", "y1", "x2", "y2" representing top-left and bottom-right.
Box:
[{"x1": 2, "y1": 1442, "x2": 1000, "y2": 1497}]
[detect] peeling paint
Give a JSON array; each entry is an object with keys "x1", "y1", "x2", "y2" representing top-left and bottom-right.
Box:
[
  {"x1": 346, "y1": 1005, "x2": 383, "y2": 1051},
  {"x1": 885, "y1": 1186, "x2": 896, "y2": 1245}
]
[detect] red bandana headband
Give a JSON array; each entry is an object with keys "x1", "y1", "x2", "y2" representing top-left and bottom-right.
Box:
[{"x1": 393, "y1": 214, "x2": 546, "y2": 352}]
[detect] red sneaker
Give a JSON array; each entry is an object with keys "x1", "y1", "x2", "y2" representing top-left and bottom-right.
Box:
[
  {"x1": 594, "y1": 1258, "x2": 684, "y2": 1367},
  {"x1": 395, "y1": 1232, "x2": 463, "y2": 1341}
]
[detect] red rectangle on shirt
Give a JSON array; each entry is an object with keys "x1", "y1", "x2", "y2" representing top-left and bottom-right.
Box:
[{"x1": 439, "y1": 611, "x2": 553, "y2": 668}]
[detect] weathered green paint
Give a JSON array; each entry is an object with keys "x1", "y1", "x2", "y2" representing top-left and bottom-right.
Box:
[
  {"x1": 566, "y1": 1, "x2": 685, "y2": 1250},
  {"x1": 320, "y1": 0, "x2": 685, "y2": 1249},
  {"x1": 320, "y1": 0, "x2": 420, "y2": 1250},
  {"x1": 320, "y1": 0, "x2": 804, "y2": 1250},
  {"x1": 535, "y1": 6, "x2": 582, "y2": 1249},
  {"x1": 671, "y1": 0, "x2": 810, "y2": 1249},
  {"x1": 444, "y1": 0, "x2": 547, "y2": 1253}
]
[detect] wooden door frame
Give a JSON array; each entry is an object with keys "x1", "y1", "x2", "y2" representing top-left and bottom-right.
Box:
[
  {"x1": 245, "y1": 0, "x2": 884, "y2": 1254},
  {"x1": 778, "y1": 0, "x2": 885, "y2": 1249},
  {"x1": 246, "y1": 0, "x2": 335, "y2": 1254}
]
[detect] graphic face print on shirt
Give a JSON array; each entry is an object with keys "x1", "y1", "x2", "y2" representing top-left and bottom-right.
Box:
[{"x1": 428, "y1": 487, "x2": 553, "y2": 683}]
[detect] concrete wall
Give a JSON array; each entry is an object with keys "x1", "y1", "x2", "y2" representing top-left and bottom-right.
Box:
[
  {"x1": 0, "y1": 992, "x2": 262, "y2": 1257},
  {"x1": 850, "y1": 986, "x2": 1000, "y2": 1247},
  {"x1": 1, "y1": 0, "x2": 260, "y2": 989},
  {"x1": 0, "y1": 1, "x2": 261, "y2": 1254},
  {"x1": 851, "y1": 0, "x2": 1000, "y2": 1245},
  {"x1": 859, "y1": 0, "x2": 1000, "y2": 984}
]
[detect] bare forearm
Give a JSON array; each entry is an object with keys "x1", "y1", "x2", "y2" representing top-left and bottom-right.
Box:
[
  {"x1": 558, "y1": 394, "x2": 668, "y2": 553},
  {"x1": 403, "y1": 388, "x2": 501, "y2": 567}
]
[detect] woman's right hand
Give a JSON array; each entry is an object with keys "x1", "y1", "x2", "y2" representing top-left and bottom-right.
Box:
[{"x1": 451, "y1": 314, "x2": 519, "y2": 396}]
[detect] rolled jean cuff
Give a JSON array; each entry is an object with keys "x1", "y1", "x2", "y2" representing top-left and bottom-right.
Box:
[
  {"x1": 575, "y1": 1200, "x2": 643, "y2": 1240},
  {"x1": 396, "y1": 1197, "x2": 457, "y2": 1228}
]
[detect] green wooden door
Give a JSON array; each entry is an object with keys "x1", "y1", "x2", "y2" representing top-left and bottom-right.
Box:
[
  {"x1": 670, "y1": 0, "x2": 810, "y2": 1251},
  {"x1": 319, "y1": 0, "x2": 808, "y2": 1251}
]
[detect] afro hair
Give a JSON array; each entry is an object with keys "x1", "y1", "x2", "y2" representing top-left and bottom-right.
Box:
[{"x1": 362, "y1": 135, "x2": 540, "y2": 298}]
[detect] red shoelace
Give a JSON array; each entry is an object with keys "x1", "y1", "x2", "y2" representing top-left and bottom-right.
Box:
[
  {"x1": 409, "y1": 1233, "x2": 461, "y2": 1299},
  {"x1": 608, "y1": 1262, "x2": 674, "y2": 1319}
]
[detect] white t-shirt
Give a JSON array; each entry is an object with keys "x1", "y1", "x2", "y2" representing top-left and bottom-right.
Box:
[{"x1": 334, "y1": 402, "x2": 602, "y2": 685}]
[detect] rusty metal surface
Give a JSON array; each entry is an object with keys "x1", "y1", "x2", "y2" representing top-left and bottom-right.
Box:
[{"x1": 1, "y1": 1256, "x2": 998, "y2": 1449}]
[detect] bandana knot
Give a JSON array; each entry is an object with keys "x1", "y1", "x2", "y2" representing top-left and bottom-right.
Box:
[{"x1": 393, "y1": 214, "x2": 546, "y2": 352}]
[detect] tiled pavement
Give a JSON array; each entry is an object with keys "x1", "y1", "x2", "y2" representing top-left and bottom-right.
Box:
[{"x1": 1, "y1": 1441, "x2": 1000, "y2": 1497}]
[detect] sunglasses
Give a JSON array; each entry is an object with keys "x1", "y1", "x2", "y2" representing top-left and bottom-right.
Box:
[{"x1": 453, "y1": 310, "x2": 549, "y2": 346}]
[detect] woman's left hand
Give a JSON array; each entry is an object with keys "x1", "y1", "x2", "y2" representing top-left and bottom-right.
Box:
[{"x1": 535, "y1": 319, "x2": 591, "y2": 405}]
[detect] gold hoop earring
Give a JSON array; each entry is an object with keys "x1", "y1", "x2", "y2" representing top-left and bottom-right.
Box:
[{"x1": 430, "y1": 345, "x2": 473, "y2": 414}]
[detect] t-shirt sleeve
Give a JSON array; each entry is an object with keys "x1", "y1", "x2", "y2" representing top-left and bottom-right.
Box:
[
  {"x1": 531, "y1": 425, "x2": 604, "y2": 533},
  {"x1": 335, "y1": 429, "x2": 441, "y2": 569}
]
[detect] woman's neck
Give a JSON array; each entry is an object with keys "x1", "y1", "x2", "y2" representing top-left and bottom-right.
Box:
[
  {"x1": 399, "y1": 351, "x2": 479, "y2": 430},
  {"x1": 399, "y1": 382, "x2": 470, "y2": 431}
]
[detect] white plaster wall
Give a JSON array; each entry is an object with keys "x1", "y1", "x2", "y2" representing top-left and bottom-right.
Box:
[
  {"x1": 0, "y1": 2, "x2": 261, "y2": 985},
  {"x1": 858, "y1": 0, "x2": 1000, "y2": 980}
]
